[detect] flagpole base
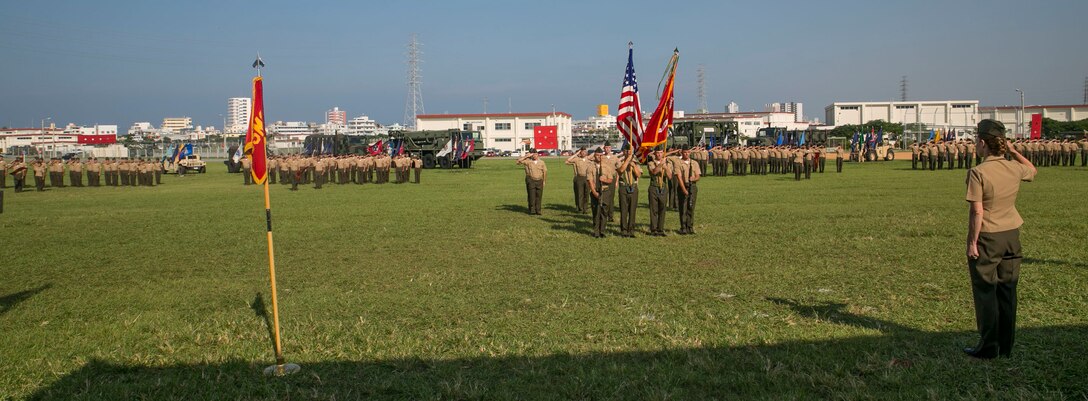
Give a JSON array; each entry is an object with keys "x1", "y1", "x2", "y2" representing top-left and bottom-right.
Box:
[{"x1": 263, "y1": 363, "x2": 301, "y2": 377}]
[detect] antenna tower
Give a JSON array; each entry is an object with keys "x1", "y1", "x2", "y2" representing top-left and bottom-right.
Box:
[
  {"x1": 403, "y1": 34, "x2": 425, "y2": 129},
  {"x1": 1083, "y1": 76, "x2": 1087, "y2": 104},
  {"x1": 900, "y1": 75, "x2": 909, "y2": 101},
  {"x1": 697, "y1": 65, "x2": 708, "y2": 113}
]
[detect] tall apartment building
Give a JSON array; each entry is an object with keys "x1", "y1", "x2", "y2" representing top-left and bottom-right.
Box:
[
  {"x1": 768, "y1": 102, "x2": 803, "y2": 122},
  {"x1": 227, "y1": 97, "x2": 252, "y2": 134},
  {"x1": 326, "y1": 107, "x2": 347, "y2": 126}
]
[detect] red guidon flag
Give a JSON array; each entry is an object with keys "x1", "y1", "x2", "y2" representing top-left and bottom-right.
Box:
[
  {"x1": 639, "y1": 49, "x2": 678, "y2": 155},
  {"x1": 244, "y1": 76, "x2": 268, "y2": 185}
]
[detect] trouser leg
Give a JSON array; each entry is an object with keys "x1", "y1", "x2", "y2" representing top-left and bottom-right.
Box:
[
  {"x1": 573, "y1": 177, "x2": 586, "y2": 213},
  {"x1": 618, "y1": 185, "x2": 629, "y2": 233},
  {"x1": 603, "y1": 185, "x2": 615, "y2": 220},
  {"x1": 36, "y1": 176, "x2": 45, "y2": 191},
  {"x1": 794, "y1": 163, "x2": 801, "y2": 180},
  {"x1": 648, "y1": 187, "x2": 664, "y2": 233},
  {"x1": 591, "y1": 196, "x2": 604, "y2": 236},
  {"x1": 837, "y1": 158, "x2": 843, "y2": 173}
]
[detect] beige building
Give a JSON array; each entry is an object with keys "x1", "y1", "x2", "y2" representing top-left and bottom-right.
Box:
[
  {"x1": 825, "y1": 100, "x2": 980, "y2": 129},
  {"x1": 161, "y1": 117, "x2": 193, "y2": 134}
]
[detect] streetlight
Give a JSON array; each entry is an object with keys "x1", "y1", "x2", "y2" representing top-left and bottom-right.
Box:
[
  {"x1": 41, "y1": 117, "x2": 52, "y2": 157},
  {"x1": 1015, "y1": 89, "x2": 1024, "y2": 138}
]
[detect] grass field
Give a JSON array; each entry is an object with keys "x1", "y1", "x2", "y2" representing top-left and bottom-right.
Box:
[{"x1": 2, "y1": 158, "x2": 1087, "y2": 400}]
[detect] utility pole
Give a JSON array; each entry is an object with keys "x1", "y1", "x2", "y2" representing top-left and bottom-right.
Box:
[
  {"x1": 1083, "y1": 76, "x2": 1087, "y2": 104},
  {"x1": 1015, "y1": 89, "x2": 1024, "y2": 138},
  {"x1": 483, "y1": 97, "x2": 488, "y2": 114}
]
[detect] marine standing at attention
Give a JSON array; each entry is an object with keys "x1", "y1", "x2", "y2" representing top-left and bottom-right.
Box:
[
  {"x1": 616, "y1": 148, "x2": 642, "y2": 238},
  {"x1": 517, "y1": 151, "x2": 547, "y2": 215},
  {"x1": 963, "y1": 119, "x2": 1036, "y2": 359},
  {"x1": 587, "y1": 148, "x2": 612, "y2": 238},
  {"x1": 565, "y1": 148, "x2": 592, "y2": 214},
  {"x1": 675, "y1": 146, "x2": 701, "y2": 235}
]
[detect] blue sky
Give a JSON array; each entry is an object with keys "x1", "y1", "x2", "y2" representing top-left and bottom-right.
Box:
[{"x1": 2, "y1": 0, "x2": 1086, "y2": 130}]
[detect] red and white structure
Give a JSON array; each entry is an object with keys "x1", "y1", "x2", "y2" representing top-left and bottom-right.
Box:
[{"x1": 416, "y1": 112, "x2": 573, "y2": 152}]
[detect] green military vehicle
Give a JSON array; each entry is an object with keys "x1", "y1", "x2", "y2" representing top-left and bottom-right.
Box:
[
  {"x1": 670, "y1": 121, "x2": 739, "y2": 148},
  {"x1": 301, "y1": 129, "x2": 485, "y2": 168}
]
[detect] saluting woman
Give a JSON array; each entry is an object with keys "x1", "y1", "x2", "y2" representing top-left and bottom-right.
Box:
[{"x1": 963, "y1": 119, "x2": 1036, "y2": 359}]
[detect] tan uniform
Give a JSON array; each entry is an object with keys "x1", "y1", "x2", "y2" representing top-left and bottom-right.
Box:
[{"x1": 520, "y1": 158, "x2": 547, "y2": 215}]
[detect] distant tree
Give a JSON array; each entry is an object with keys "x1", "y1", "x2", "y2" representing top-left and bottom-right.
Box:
[{"x1": 1041, "y1": 117, "x2": 1088, "y2": 138}]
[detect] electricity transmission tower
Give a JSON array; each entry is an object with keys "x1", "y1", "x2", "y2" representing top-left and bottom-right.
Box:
[
  {"x1": 900, "y1": 76, "x2": 908, "y2": 102},
  {"x1": 1083, "y1": 76, "x2": 1087, "y2": 104},
  {"x1": 697, "y1": 65, "x2": 708, "y2": 113},
  {"x1": 403, "y1": 34, "x2": 425, "y2": 129}
]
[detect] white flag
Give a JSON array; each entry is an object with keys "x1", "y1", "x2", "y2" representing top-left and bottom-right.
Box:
[{"x1": 436, "y1": 139, "x2": 454, "y2": 157}]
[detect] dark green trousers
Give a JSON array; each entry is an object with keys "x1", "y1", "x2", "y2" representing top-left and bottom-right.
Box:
[
  {"x1": 647, "y1": 186, "x2": 666, "y2": 234},
  {"x1": 618, "y1": 184, "x2": 638, "y2": 235},
  {"x1": 969, "y1": 229, "x2": 1021, "y2": 355}
]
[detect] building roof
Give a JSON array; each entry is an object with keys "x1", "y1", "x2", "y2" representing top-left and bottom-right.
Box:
[
  {"x1": 979, "y1": 104, "x2": 1088, "y2": 111},
  {"x1": 417, "y1": 112, "x2": 572, "y2": 119}
]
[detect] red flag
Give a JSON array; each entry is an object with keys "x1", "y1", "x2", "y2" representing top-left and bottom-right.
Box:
[
  {"x1": 244, "y1": 76, "x2": 268, "y2": 184},
  {"x1": 1030, "y1": 114, "x2": 1042, "y2": 139},
  {"x1": 639, "y1": 49, "x2": 678, "y2": 155}
]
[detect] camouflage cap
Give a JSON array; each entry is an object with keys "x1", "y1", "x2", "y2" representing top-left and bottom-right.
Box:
[{"x1": 976, "y1": 119, "x2": 1007, "y2": 138}]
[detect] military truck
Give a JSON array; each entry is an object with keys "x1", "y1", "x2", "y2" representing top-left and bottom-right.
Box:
[
  {"x1": 300, "y1": 129, "x2": 485, "y2": 168},
  {"x1": 862, "y1": 142, "x2": 897, "y2": 161},
  {"x1": 670, "y1": 121, "x2": 739, "y2": 148},
  {"x1": 164, "y1": 155, "x2": 207, "y2": 174}
]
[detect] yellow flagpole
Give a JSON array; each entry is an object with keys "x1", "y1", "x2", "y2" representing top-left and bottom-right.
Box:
[{"x1": 253, "y1": 54, "x2": 298, "y2": 376}]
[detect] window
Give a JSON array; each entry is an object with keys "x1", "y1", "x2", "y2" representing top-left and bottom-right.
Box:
[
  {"x1": 839, "y1": 106, "x2": 859, "y2": 110},
  {"x1": 494, "y1": 138, "x2": 513, "y2": 142},
  {"x1": 477, "y1": 126, "x2": 485, "y2": 131},
  {"x1": 952, "y1": 104, "x2": 972, "y2": 109},
  {"x1": 495, "y1": 123, "x2": 511, "y2": 130},
  {"x1": 895, "y1": 105, "x2": 915, "y2": 109},
  {"x1": 524, "y1": 122, "x2": 541, "y2": 130},
  {"x1": 17, "y1": 137, "x2": 31, "y2": 140},
  {"x1": 463, "y1": 123, "x2": 473, "y2": 131}
]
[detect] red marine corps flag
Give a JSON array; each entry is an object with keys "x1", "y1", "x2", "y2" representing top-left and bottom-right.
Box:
[
  {"x1": 639, "y1": 48, "x2": 679, "y2": 156},
  {"x1": 244, "y1": 76, "x2": 268, "y2": 184},
  {"x1": 245, "y1": 55, "x2": 300, "y2": 378}
]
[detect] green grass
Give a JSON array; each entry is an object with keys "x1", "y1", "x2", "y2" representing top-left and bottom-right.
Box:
[{"x1": 1, "y1": 158, "x2": 1087, "y2": 400}]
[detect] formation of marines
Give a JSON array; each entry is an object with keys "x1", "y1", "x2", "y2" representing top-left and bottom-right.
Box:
[
  {"x1": 910, "y1": 136, "x2": 1088, "y2": 170},
  {"x1": 702, "y1": 144, "x2": 845, "y2": 180},
  {"x1": 242, "y1": 153, "x2": 423, "y2": 190},
  {"x1": 1, "y1": 156, "x2": 165, "y2": 192}
]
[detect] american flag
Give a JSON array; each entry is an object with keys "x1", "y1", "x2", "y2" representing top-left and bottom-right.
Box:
[{"x1": 616, "y1": 43, "x2": 643, "y2": 148}]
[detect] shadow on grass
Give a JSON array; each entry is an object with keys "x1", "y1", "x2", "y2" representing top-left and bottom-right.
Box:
[
  {"x1": 24, "y1": 322, "x2": 1088, "y2": 400},
  {"x1": 0, "y1": 283, "x2": 51, "y2": 316},
  {"x1": 250, "y1": 293, "x2": 278, "y2": 354},
  {"x1": 1024, "y1": 257, "x2": 1088, "y2": 269},
  {"x1": 543, "y1": 203, "x2": 580, "y2": 214},
  {"x1": 496, "y1": 204, "x2": 530, "y2": 214}
]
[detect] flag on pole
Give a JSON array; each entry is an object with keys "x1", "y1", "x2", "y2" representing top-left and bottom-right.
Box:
[
  {"x1": 367, "y1": 140, "x2": 383, "y2": 156},
  {"x1": 616, "y1": 43, "x2": 643, "y2": 149},
  {"x1": 639, "y1": 48, "x2": 679, "y2": 155},
  {"x1": 436, "y1": 139, "x2": 453, "y2": 157},
  {"x1": 244, "y1": 77, "x2": 268, "y2": 184},
  {"x1": 461, "y1": 134, "x2": 474, "y2": 160}
]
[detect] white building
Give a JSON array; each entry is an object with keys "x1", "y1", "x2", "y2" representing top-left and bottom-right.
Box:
[
  {"x1": 573, "y1": 114, "x2": 617, "y2": 131},
  {"x1": 345, "y1": 115, "x2": 380, "y2": 136},
  {"x1": 269, "y1": 121, "x2": 316, "y2": 151},
  {"x1": 416, "y1": 112, "x2": 573, "y2": 152},
  {"x1": 726, "y1": 101, "x2": 739, "y2": 113},
  {"x1": 979, "y1": 104, "x2": 1088, "y2": 137},
  {"x1": 227, "y1": 98, "x2": 252, "y2": 135},
  {"x1": 1, "y1": 124, "x2": 117, "y2": 156},
  {"x1": 825, "y1": 100, "x2": 980, "y2": 129},
  {"x1": 127, "y1": 122, "x2": 156, "y2": 137}
]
